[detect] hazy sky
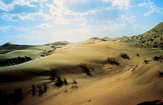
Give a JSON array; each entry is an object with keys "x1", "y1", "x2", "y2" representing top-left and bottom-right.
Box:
[{"x1": 0, "y1": 0, "x2": 163, "y2": 45}]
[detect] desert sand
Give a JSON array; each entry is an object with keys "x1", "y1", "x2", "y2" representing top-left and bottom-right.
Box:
[{"x1": 0, "y1": 22, "x2": 163, "y2": 105}]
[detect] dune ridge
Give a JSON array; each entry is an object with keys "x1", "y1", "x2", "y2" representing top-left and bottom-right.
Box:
[{"x1": 0, "y1": 22, "x2": 163, "y2": 105}]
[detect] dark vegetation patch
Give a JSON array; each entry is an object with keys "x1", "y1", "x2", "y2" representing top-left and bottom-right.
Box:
[
  {"x1": 0, "y1": 56, "x2": 32, "y2": 67},
  {"x1": 120, "y1": 53, "x2": 130, "y2": 59},
  {"x1": 106, "y1": 57, "x2": 120, "y2": 66}
]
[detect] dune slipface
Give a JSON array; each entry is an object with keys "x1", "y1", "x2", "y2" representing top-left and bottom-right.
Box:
[{"x1": 0, "y1": 22, "x2": 163, "y2": 105}]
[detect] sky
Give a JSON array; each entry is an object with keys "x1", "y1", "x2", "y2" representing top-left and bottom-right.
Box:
[{"x1": 0, "y1": 0, "x2": 163, "y2": 45}]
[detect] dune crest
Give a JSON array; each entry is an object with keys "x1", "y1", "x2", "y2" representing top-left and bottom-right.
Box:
[{"x1": 0, "y1": 22, "x2": 163, "y2": 105}]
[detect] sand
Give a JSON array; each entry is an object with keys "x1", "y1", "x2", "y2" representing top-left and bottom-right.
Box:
[{"x1": 0, "y1": 22, "x2": 163, "y2": 105}]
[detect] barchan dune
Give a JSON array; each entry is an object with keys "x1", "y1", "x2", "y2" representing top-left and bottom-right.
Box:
[{"x1": 0, "y1": 22, "x2": 163, "y2": 105}]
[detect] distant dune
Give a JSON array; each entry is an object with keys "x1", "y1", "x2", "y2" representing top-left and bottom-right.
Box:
[{"x1": 0, "y1": 22, "x2": 163, "y2": 105}]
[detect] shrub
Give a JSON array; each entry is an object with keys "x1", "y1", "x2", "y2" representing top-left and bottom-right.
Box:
[
  {"x1": 150, "y1": 38, "x2": 153, "y2": 41},
  {"x1": 136, "y1": 53, "x2": 140, "y2": 57},
  {"x1": 153, "y1": 56, "x2": 162, "y2": 62},
  {"x1": 12, "y1": 88, "x2": 24, "y2": 104},
  {"x1": 78, "y1": 63, "x2": 92, "y2": 76},
  {"x1": 120, "y1": 53, "x2": 130, "y2": 59},
  {"x1": 153, "y1": 45, "x2": 158, "y2": 48},
  {"x1": 49, "y1": 68, "x2": 59, "y2": 81},
  {"x1": 37, "y1": 85, "x2": 43, "y2": 97},
  {"x1": 54, "y1": 76, "x2": 64, "y2": 88},
  {"x1": 31, "y1": 85, "x2": 36, "y2": 96},
  {"x1": 107, "y1": 57, "x2": 120, "y2": 66},
  {"x1": 157, "y1": 71, "x2": 163, "y2": 78},
  {"x1": 63, "y1": 78, "x2": 68, "y2": 86},
  {"x1": 161, "y1": 46, "x2": 163, "y2": 50},
  {"x1": 144, "y1": 60, "x2": 149, "y2": 64},
  {"x1": 72, "y1": 79, "x2": 77, "y2": 84}
]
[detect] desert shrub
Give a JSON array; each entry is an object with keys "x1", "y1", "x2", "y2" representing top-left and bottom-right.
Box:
[
  {"x1": 107, "y1": 57, "x2": 120, "y2": 66},
  {"x1": 78, "y1": 63, "x2": 92, "y2": 76},
  {"x1": 149, "y1": 38, "x2": 153, "y2": 41},
  {"x1": 71, "y1": 85, "x2": 78, "y2": 89},
  {"x1": 153, "y1": 56, "x2": 162, "y2": 62},
  {"x1": 136, "y1": 53, "x2": 140, "y2": 57},
  {"x1": 43, "y1": 84, "x2": 48, "y2": 93},
  {"x1": 63, "y1": 78, "x2": 68, "y2": 86},
  {"x1": 37, "y1": 85, "x2": 43, "y2": 97},
  {"x1": 120, "y1": 53, "x2": 130, "y2": 59},
  {"x1": 24, "y1": 56, "x2": 32, "y2": 61},
  {"x1": 54, "y1": 76, "x2": 64, "y2": 88},
  {"x1": 141, "y1": 40, "x2": 146, "y2": 43},
  {"x1": 144, "y1": 60, "x2": 150, "y2": 64},
  {"x1": 153, "y1": 45, "x2": 158, "y2": 48},
  {"x1": 12, "y1": 88, "x2": 24, "y2": 104},
  {"x1": 49, "y1": 68, "x2": 59, "y2": 81},
  {"x1": 157, "y1": 71, "x2": 163, "y2": 78},
  {"x1": 72, "y1": 79, "x2": 77, "y2": 84},
  {"x1": 31, "y1": 85, "x2": 36, "y2": 96},
  {"x1": 161, "y1": 46, "x2": 163, "y2": 50}
]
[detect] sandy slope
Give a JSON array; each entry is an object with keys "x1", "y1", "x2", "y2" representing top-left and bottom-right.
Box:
[
  {"x1": 0, "y1": 40, "x2": 163, "y2": 105},
  {"x1": 1, "y1": 23, "x2": 163, "y2": 105},
  {"x1": 114, "y1": 22, "x2": 163, "y2": 48}
]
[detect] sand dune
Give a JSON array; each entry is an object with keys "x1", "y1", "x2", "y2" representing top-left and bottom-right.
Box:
[{"x1": 0, "y1": 23, "x2": 163, "y2": 105}]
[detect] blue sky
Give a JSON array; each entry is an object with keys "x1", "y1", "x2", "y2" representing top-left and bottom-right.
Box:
[{"x1": 0, "y1": 0, "x2": 163, "y2": 45}]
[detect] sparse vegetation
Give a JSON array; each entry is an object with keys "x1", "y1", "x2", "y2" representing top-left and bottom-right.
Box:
[
  {"x1": 49, "y1": 68, "x2": 59, "y2": 81},
  {"x1": 71, "y1": 85, "x2": 78, "y2": 89},
  {"x1": 37, "y1": 85, "x2": 44, "y2": 97},
  {"x1": 150, "y1": 38, "x2": 153, "y2": 41},
  {"x1": 157, "y1": 71, "x2": 163, "y2": 79},
  {"x1": 78, "y1": 63, "x2": 92, "y2": 76},
  {"x1": 54, "y1": 76, "x2": 64, "y2": 88},
  {"x1": 72, "y1": 79, "x2": 77, "y2": 84},
  {"x1": 161, "y1": 46, "x2": 163, "y2": 50},
  {"x1": 120, "y1": 53, "x2": 130, "y2": 59},
  {"x1": 153, "y1": 55, "x2": 163, "y2": 62},
  {"x1": 136, "y1": 53, "x2": 140, "y2": 57},
  {"x1": 12, "y1": 88, "x2": 24, "y2": 104},
  {"x1": 106, "y1": 57, "x2": 120, "y2": 66},
  {"x1": 0, "y1": 56, "x2": 32, "y2": 67},
  {"x1": 144, "y1": 59, "x2": 150, "y2": 64},
  {"x1": 63, "y1": 77, "x2": 68, "y2": 86},
  {"x1": 31, "y1": 85, "x2": 36, "y2": 96},
  {"x1": 153, "y1": 45, "x2": 158, "y2": 48}
]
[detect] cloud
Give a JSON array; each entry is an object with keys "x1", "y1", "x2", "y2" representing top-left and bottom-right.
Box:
[
  {"x1": 0, "y1": 0, "x2": 49, "y2": 21},
  {"x1": 85, "y1": 9, "x2": 123, "y2": 21},
  {"x1": 9, "y1": 4, "x2": 40, "y2": 14},
  {"x1": 143, "y1": 2, "x2": 163, "y2": 16},
  {"x1": 0, "y1": 1, "x2": 13, "y2": 12},
  {"x1": 0, "y1": 25, "x2": 30, "y2": 31},
  {"x1": 65, "y1": 0, "x2": 112, "y2": 12},
  {"x1": 53, "y1": 17, "x2": 69, "y2": 24},
  {"x1": 103, "y1": 0, "x2": 130, "y2": 10},
  {"x1": 117, "y1": 15, "x2": 136, "y2": 24},
  {"x1": 36, "y1": 23, "x2": 53, "y2": 28},
  {"x1": 1, "y1": 11, "x2": 52, "y2": 21},
  {"x1": 130, "y1": 0, "x2": 145, "y2": 6},
  {"x1": 1, "y1": 0, "x2": 14, "y2": 4}
]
